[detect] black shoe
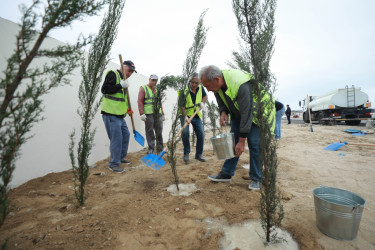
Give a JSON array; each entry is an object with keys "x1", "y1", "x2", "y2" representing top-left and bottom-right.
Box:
[
  {"x1": 121, "y1": 159, "x2": 131, "y2": 165},
  {"x1": 195, "y1": 154, "x2": 206, "y2": 162},
  {"x1": 108, "y1": 165, "x2": 125, "y2": 173},
  {"x1": 183, "y1": 154, "x2": 189, "y2": 164},
  {"x1": 208, "y1": 172, "x2": 231, "y2": 182}
]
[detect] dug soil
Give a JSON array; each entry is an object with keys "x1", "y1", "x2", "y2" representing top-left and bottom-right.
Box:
[{"x1": 1, "y1": 121, "x2": 374, "y2": 249}]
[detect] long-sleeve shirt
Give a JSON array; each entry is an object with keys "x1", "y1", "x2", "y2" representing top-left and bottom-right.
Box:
[
  {"x1": 215, "y1": 80, "x2": 254, "y2": 138},
  {"x1": 137, "y1": 85, "x2": 164, "y2": 116}
]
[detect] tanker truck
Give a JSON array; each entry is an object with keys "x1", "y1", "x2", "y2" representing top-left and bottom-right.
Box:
[{"x1": 299, "y1": 86, "x2": 373, "y2": 125}]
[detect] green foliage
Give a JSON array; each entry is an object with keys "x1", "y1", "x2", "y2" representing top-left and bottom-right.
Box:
[
  {"x1": 152, "y1": 75, "x2": 170, "y2": 154},
  {"x1": 206, "y1": 101, "x2": 220, "y2": 137},
  {"x1": 69, "y1": 0, "x2": 125, "y2": 206},
  {"x1": 232, "y1": 0, "x2": 283, "y2": 243},
  {"x1": 180, "y1": 10, "x2": 209, "y2": 88},
  {"x1": 0, "y1": 0, "x2": 107, "y2": 228},
  {"x1": 165, "y1": 10, "x2": 208, "y2": 190},
  {"x1": 167, "y1": 107, "x2": 182, "y2": 190}
]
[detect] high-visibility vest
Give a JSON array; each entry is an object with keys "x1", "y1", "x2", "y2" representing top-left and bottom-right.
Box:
[
  {"x1": 218, "y1": 69, "x2": 276, "y2": 132},
  {"x1": 100, "y1": 70, "x2": 128, "y2": 115},
  {"x1": 142, "y1": 85, "x2": 161, "y2": 114},
  {"x1": 178, "y1": 85, "x2": 203, "y2": 118}
]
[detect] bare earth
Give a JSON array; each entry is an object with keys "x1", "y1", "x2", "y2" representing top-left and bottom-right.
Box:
[{"x1": 1, "y1": 120, "x2": 375, "y2": 249}]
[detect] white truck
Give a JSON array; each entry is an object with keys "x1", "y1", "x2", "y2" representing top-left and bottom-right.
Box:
[{"x1": 299, "y1": 86, "x2": 373, "y2": 125}]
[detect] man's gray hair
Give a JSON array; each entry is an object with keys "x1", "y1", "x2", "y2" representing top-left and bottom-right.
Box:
[
  {"x1": 199, "y1": 65, "x2": 222, "y2": 81},
  {"x1": 189, "y1": 72, "x2": 199, "y2": 82}
]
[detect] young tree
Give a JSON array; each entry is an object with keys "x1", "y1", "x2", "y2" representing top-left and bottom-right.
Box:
[
  {"x1": 206, "y1": 100, "x2": 220, "y2": 137},
  {"x1": 0, "y1": 0, "x2": 106, "y2": 227},
  {"x1": 158, "y1": 10, "x2": 208, "y2": 190},
  {"x1": 232, "y1": 0, "x2": 284, "y2": 243},
  {"x1": 69, "y1": 0, "x2": 125, "y2": 206},
  {"x1": 151, "y1": 75, "x2": 169, "y2": 155}
]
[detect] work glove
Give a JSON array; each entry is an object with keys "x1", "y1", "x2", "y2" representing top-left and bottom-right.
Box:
[
  {"x1": 140, "y1": 114, "x2": 147, "y2": 122},
  {"x1": 120, "y1": 80, "x2": 129, "y2": 88}
]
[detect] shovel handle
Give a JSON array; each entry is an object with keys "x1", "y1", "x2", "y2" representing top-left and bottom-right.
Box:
[
  {"x1": 341, "y1": 142, "x2": 375, "y2": 147},
  {"x1": 119, "y1": 54, "x2": 136, "y2": 130}
]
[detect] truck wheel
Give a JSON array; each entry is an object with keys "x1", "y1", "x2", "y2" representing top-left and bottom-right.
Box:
[
  {"x1": 318, "y1": 113, "x2": 325, "y2": 125},
  {"x1": 345, "y1": 120, "x2": 361, "y2": 125}
]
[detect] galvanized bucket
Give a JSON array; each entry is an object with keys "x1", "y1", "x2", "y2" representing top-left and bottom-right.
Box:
[
  {"x1": 313, "y1": 185, "x2": 366, "y2": 240},
  {"x1": 210, "y1": 133, "x2": 235, "y2": 160}
]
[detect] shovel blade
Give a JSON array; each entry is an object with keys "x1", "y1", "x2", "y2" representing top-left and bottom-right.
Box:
[
  {"x1": 134, "y1": 130, "x2": 145, "y2": 147},
  {"x1": 323, "y1": 142, "x2": 347, "y2": 151},
  {"x1": 140, "y1": 151, "x2": 166, "y2": 170}
]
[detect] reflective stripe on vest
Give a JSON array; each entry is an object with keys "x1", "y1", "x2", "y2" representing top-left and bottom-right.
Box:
[
  {"x1": 100, "y1": 70, "x2": 128, "y2": 115},
  {"x1": 142, "y1": 85, "x2": 161, "y2": 114},
  {"x1": 219, "y1": 69, "x2": 276, "y2": 132}
]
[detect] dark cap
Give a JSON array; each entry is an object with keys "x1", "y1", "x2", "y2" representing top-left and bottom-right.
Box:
[{"x1": 123, "y1": 60, "x2": 137, "y2": 73}]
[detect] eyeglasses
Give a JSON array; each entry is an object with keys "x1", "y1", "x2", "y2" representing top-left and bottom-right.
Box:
[{"x1": 190, "y1": 81, "x2": 199, "y2": 84}]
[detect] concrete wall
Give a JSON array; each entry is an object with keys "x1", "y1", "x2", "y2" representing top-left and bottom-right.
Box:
[{"x1": 0, "y1": 18, "x2": 177, "y2": 187}]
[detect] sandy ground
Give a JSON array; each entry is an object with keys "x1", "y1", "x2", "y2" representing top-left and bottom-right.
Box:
[{"x1": 1, "y1": 119, "x2": 375, "y2": 249}]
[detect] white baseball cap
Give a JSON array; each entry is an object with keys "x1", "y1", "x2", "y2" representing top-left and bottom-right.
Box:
[{"x1": 150, "y1": 74, "x2": 158, "y2": 80}]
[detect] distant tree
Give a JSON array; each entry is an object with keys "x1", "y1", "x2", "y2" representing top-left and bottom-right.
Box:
[
  {"x1": 0, "y1": 0, "x2": 106, "y2": 228},
  {"x1": 69, "y1": 0, "x2": 125, "y2": 206},
  {"x1": 232, "y1": 0, "x2": 284, "y2": 243}
]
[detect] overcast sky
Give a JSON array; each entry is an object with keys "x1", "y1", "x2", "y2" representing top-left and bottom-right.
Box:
[{"x1": 1, "y1": 0, "x2": 375, "y2": 110}]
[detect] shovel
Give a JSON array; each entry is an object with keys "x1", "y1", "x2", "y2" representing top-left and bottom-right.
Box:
[
  {"x1": 119, "y1": 54, "x2": 145, "y2": 147},
  {"x1": 141, "y1": 107, "x2": 200, "y2": 170},
  {"x1": 323, "y1": 141, "x2": 375, "y2": 151}
]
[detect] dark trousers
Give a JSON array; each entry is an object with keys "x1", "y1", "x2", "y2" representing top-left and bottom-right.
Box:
[
  {"x1": 145, "y1": 114, "x2": 163, "y2": 151},
  {"x1": 287, "y1": 115, "x2": 291, "y2": 124}
]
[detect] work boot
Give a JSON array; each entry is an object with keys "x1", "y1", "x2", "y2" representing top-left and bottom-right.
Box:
[
  {"x1": 121, "y1": 159, "x2": 131, "y2": 165},
  {"x1": 195, "y1": 154, "x2": 206, "y2": 162},
  {"x1": 248, "y1": 180, "x2": 261, "y2": 191},
  {"x1": 183, "y1": 154, "x2": 189, "y2": 164},
  {"x1": 208, "y1": 172, "x2": 231, "y2": 182}
]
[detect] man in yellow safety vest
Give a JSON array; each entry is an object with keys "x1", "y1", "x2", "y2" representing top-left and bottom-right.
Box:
[
  {"x1": 199, "y1": 65, "x2": 276, "y2": 191},
  {"x1": 179, "y1": 73, "x2": 207, "y2": 164},
  {"x1": 137, "y1": 74, "x2": 165, "y2": 154},
  {"x1": 100, "y1": 60, "x2": 136, "y2": 173}
]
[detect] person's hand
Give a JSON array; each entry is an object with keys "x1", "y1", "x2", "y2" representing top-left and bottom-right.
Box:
[
  {"x1": 196, "y1": 102, "x2": 205, "y2": 109},
  {"x1": 120, "y1": 80, "x2": 129, "y2": 88},
  {"x1": 162, "y1": 115, "x2": 166, "y2": 121},
  {"x1": 220, "y1": 112, "x2": 229, "y2": 126},
  {"x1": 235, "y1": 138, "x2": 246, "y2": 157},
  {"x1": 185, "y1": 116, "x2": 190, "y2": 124},
  {"x1": 140, "y1": 114, "x2": 147, "y2": 121}
]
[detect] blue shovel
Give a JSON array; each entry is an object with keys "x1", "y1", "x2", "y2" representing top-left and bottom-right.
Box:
[
  {"x1": 119, "y1": 54, "x2": 145, "y2": 147},
  {"x1": 141, "y1": 108, "x2": 200, "y2": 170},
  {"x1": 324, "y1": 141, "x2": 375, "y2": 151}
]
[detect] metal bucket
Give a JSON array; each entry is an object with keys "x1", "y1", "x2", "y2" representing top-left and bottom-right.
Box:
[
  {"x1": 313, "y1": 185, "x2": 366, "y2": 240},
  {"x1": 210, "y1": 133, "x2": 235, "y2": 160}
]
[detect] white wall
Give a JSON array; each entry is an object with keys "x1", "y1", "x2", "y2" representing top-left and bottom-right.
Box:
[{"x1": 0, "y1": 18, "x2": 177, "y2": 187}]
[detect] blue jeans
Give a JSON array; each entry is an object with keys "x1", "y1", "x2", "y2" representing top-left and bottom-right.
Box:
[
  {"x1": 221, "y1": 118, "x2": 262, "y2": 181},
  {"x1": 274, "y1": 106, "x2": 285, "y2": 139},
  {"x1": 180, "y1": 116, "x2": 204, "y2": 156},
  {"x1": 102, "y1": 114, "x2": 130, "y2": 167}
]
